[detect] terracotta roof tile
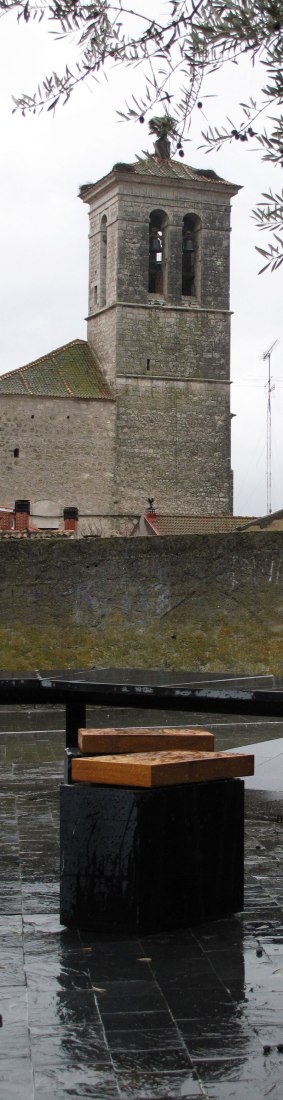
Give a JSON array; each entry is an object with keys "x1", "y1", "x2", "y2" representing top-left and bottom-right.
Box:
[
  {"x1": 80, "y1": 155, "x2": 240, "y2": 198},
  {"x1": 145, "y1": 515, "x2": 256, "y2": 535},
  {"x1": 0, "y1": 340, "x2": 113, "y2": 400},
  {"x1": 131, "y1": 156, "x2": 231, "y2": 185}
]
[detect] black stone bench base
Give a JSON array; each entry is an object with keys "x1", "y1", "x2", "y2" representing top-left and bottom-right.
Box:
[{"x1": 60, "y1": 778, "x2": 244, "y2": 933}]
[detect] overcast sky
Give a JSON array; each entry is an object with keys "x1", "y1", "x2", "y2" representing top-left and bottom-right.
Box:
[{"x1": 0, "y1": 6, "x2": 282, "y2": 517}]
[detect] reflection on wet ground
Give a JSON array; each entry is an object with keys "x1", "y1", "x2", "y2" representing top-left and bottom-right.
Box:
[{"x1": 1, "y1": 706, "x2": 283, "y2": 1098}]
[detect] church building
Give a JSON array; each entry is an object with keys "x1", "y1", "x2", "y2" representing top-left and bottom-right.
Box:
[{"x1": 0, "y1": 132, "x2": 240, "y2": 533}]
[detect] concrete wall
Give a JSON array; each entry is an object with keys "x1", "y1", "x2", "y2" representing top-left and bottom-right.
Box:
[{"x1": 0, "y1": 534, "x2": 282, "y2": 672}]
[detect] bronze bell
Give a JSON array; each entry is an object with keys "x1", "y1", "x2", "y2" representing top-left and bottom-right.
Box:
[
  {"x1": 150, "y1": 229, "x2": 162, "y2": 253},
  {"x1": 183, "y1": 231, "x2": 194, "y2": 253}
]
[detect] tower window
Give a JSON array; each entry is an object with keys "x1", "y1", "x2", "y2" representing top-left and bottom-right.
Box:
[
  {"x1": 14, "y1": 447, "x2": 19, "y2": 459},
  {"x1": 148, "y1": 209, "x2": 168, "y2": 295},
  {"x1": 100, "y1": 215, "x2": 107, "y2": 307},
  {"x1": 182, "y1": 214, "x2": 200, "y2": 297}
]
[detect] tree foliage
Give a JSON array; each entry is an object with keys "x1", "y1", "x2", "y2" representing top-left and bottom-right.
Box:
[{"x1": 2, "y1": 0, "x2": 283, "y2": 270}]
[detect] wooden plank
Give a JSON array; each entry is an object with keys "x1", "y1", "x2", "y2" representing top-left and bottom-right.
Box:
[
  {"x1": 71, "y1": 749, "x2": 254, "y2": 788},
  {"x1": 77, "y1": 727, "x2": 214, "y2": 755}
]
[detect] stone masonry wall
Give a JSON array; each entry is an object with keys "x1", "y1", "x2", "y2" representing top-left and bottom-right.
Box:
[
  {"x1": 115, "y1": 378, "x2": 232, "y2": 513},
  {"x1": 115, "y1": 304, "x2": 230, "y2": 380},
  {"x1": 86, "y1": 175, "x2": 233, "y2": 358},
  {"x1": 0, "y1": 395, "x2": 116, "y2": 514},
  {"x1": 87, "y1": 182, "x2": 119, "y2": 386},
  {"x1": 85, "y1": 171, "x2": 235, "y2": 516},
  {"x1": 114, "y1": 181, "x2": 232, "y2": 310},
  {"x1": 88, "y1": 308, "x2": 117, "y2": 387},
  {"x1": 0, "y1": 534, "x2": 282, "y2": 672},
  {"x1": 88, "y1": 189, "x2": 119, "y2": 313}
]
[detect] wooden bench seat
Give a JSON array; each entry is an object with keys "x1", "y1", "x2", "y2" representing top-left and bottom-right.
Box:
[
  {"x1": 71, "y1": 748, "x2": 254, "y2": 788},
  {"x1": 77, "y1": 726, "x2": 214, "y2": 755}
]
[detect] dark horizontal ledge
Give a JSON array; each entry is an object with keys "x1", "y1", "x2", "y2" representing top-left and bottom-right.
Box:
[{"x1": 0, "y1": 670, "x2": 281, "y2": 717}]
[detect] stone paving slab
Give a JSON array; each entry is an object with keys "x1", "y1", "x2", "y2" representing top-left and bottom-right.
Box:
[{"x1": 1, "y1": 716, "x2": 283, "y2": 1098}]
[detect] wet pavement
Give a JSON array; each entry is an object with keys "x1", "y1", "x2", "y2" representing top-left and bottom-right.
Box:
[{"x1": 1, "y1": 706, "x2": 283, "y2": 1098}]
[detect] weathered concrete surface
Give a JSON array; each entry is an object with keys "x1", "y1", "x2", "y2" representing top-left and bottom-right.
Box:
[{"x1": 0, "y1": 533, "x2": 282, "y2": 671}]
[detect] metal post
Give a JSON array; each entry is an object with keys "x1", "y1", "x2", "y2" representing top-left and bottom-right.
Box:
[{"x1": 66, "y1": 698, "x2": 86, "y2": 748}]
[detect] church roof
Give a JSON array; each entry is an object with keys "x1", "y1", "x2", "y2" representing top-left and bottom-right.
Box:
[
  {"x1": 145, "y1": 514, "x2": 256, "y2": 535},
  {"x1": 80, "y1": 154, "x2": 240, "y2": 199},
  {"x1": 125, "y1": 155, "x2": 231, "y2": 186},
  {"x1": 0, "y1": 340, "x2": 113, "y2": 400}
]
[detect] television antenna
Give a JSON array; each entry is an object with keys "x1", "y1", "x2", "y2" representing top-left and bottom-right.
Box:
[{"x1": 262, "y1": 339, "x2": 279, "y2": 514}]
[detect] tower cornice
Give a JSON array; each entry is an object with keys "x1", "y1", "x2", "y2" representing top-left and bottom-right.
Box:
[{"x1": 79, "y1": 157, "x2": 241, "y2": 206}]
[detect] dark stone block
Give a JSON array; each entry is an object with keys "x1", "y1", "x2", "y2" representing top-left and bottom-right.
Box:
[{"x1": 60, "y1": 779, "x2": 244, "y2": 933}]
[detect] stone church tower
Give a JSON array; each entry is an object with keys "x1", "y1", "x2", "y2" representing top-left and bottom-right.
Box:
[
  {"x1": 0, "y1": 137, "x2": 239, "y2": 530},
  {"x1": 80, "y1": 139, "x2": 239, "y2": 515}
]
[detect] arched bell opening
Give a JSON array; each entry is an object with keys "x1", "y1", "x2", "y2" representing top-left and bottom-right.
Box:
[
  {"x1": 182, "y1": 214, "x2": 201, "y2": 298},
  {"x1": 148, "y1": 209, "x2": 168, "y2": 296}
]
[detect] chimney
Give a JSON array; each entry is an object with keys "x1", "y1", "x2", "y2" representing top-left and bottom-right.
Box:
[
  {"x1": 63, "y1": 506, "x2": 79, "y2": 533},
  {"x1": 146, "y1": 497, "x2": 156, "y2": 519},
  {"x1": 15, "y1": 500, "x2": 30, "y2": 532},
  {"x1": 0, "y1": 510, "x2": 13, "y2": 532}
]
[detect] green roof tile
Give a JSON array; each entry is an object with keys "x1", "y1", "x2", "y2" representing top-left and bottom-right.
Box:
[
  {"x1": 0, "y1": 372, "x2": 27, "y2": 395},
  {"x1": 0, "y1": 341, "x2": 113, "y2": 400}
]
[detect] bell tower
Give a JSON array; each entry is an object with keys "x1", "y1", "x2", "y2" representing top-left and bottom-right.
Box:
[{"x1": 80, "y1": 135, "x2": 240, "y2": 515}]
